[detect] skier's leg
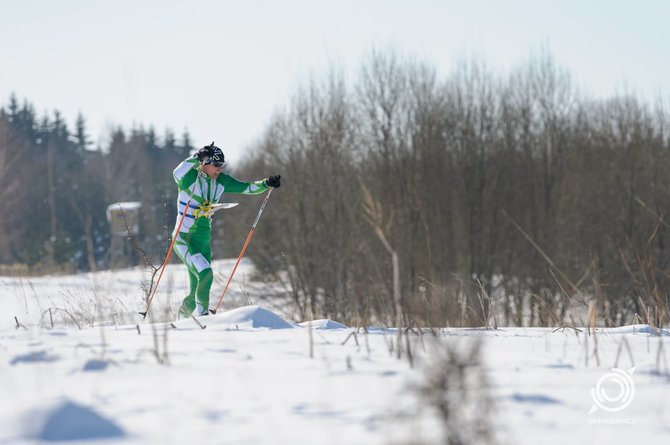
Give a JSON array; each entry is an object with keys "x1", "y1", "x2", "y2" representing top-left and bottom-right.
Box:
[
  {"x1": 174, "y1": 233, "x2": 198, "y2": 318},
  {"x1": 178, "y1": 268, "x2": 198, "y2": 317},
  {"x1": 192, "y1": 237, "x2": 213, "y2": 315},
  {"x1": 194, "y1": 267, "x2": 213, "y2": 315},
  {"x1": 177, "y1": 229, "x2": 213, "y2": 316}
]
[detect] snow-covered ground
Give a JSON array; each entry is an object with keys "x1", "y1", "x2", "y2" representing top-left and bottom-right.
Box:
[{"x1": 1, "y1": 260, "x2": 669, "y2": 444}]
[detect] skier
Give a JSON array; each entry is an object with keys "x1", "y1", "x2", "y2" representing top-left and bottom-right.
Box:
[{"x1": 172, "y1": 142, "x2": 280, "y2": 317}]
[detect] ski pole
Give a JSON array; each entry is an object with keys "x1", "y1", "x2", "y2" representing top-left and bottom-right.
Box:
[
  {"x1": 140, "y1": 166, "x2": 202, "y2": 319},
  {"x1": 213, "y1": 187, "x2": 274, "y2": 313}
]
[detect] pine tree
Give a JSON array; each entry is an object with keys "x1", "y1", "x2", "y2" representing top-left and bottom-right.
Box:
[
  {"x1": 164, "y1": 128, "x2": 176, "y2": 153},
  {"x1": 146, "y1": 126, "x2": 158, "y2": 151},
  {"x1": 7, "y1": 94, "x2": 19, "y2": 122},
  {"x1": 74, "y1": 112, "x2": 90, "y2": 151},
  {"x1": 179, "y1": 129, "x2": 193, "y2": 157}
]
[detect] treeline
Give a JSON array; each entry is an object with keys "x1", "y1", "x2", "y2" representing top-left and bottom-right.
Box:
[
  {"x1": 3, "y1": 51, "x2": 669, "y2": 328},
  {"x1": 0, "y1": 95, "x2": 193, "y2": 272},
  {"x1": 233, "y1": 51, "x2": 670, "y2": 328}
]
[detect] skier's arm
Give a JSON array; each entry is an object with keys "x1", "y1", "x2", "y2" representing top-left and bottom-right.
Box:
[
  {"x1": 218, "y1": 173, "x2": 270, "y2": 195},
  {"x1": 173, "y1": 157, "x2": 200, "y2": 189}
]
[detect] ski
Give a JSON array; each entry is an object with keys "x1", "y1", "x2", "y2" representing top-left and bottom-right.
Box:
[
  {"x1": 190, "y1": 314, "x2": 207, "y2": 329},
  {"x1": 211, "y1": 202, "x2": 238, "y2": 211},
  {"x1": 201, "y1": 202, "x2": 239, "y2": 218}
]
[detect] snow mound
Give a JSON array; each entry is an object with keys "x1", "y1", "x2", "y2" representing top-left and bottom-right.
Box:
[
  {"x1": 299, "y1": 319, "x2": 349, "y2": 330},
  {"x1": 604, "y1": 324, "x2": 670, "y2": 336},
  {"x1": 210, "y1": 305, "x2": 294, "y2": 329},
  {"x1": 10, "y1": 351, "x2": 59, "y2": 365},
  {"x1": 509, "y1": 392, "x2": 563, "y2": 405},
  {"x1": 33, "y1": 400, "x2": 125, "y2": 441},
  {"x1": 83, "y1": 359, "x2": 110, "y2": 372}
]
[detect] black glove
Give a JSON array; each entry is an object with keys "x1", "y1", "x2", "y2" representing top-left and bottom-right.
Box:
[
  {"x1": 265, "y1": 175, "x2": 281, "y2": 188},
  {"x1": 195, "y1": 143, "x2": 216, "y2": 162}
]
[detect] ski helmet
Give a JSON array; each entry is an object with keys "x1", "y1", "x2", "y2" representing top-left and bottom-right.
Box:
[{"x1": 204, "y1": 141, "x2": 225, "y2": 166}]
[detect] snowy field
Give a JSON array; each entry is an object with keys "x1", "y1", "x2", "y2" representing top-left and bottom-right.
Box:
[{"x1": 1, "y1": 260, "x2": 670, "y2": 444}]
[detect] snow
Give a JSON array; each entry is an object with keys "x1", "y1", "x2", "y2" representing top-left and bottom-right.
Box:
[
  {"x1": 30, "y1": 400, "x2": 125, "y2": 442},
  {"x1": 299, "y1": 319, "x2": 349, "y2": 330},
  {"x1": 9, "y1": 350, "x2": 60, "y2": 365},
  {"x1": 1, "y1": 262, "x2": 669, "y2": 444},
  {"x1": 197, "y1": 305, "x2": 294, "y2": 329},
  {"x1": 83, "y1": 359, "x2": 111, "y2": 372},
  {"x1": 603, "y1": 324, "x2": 670, "y2": 336}
]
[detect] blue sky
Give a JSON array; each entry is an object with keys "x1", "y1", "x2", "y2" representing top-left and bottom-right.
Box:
[{"x1": 1, "y1": 0, "x2": 668, "y2": 163}]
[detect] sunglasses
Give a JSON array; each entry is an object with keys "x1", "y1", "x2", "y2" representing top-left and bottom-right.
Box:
[{"x1": 209, "y1": 161, "x2": 225, "y2": 168}]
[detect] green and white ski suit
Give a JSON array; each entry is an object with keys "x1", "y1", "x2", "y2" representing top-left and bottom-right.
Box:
[{"x1": 172, "y1": 157, "x2": 269, "y2": 316}]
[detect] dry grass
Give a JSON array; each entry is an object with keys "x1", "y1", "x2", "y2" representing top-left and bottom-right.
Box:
[{"x1": 412, "y1": 336, "x2": 497, "y2": 445}]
